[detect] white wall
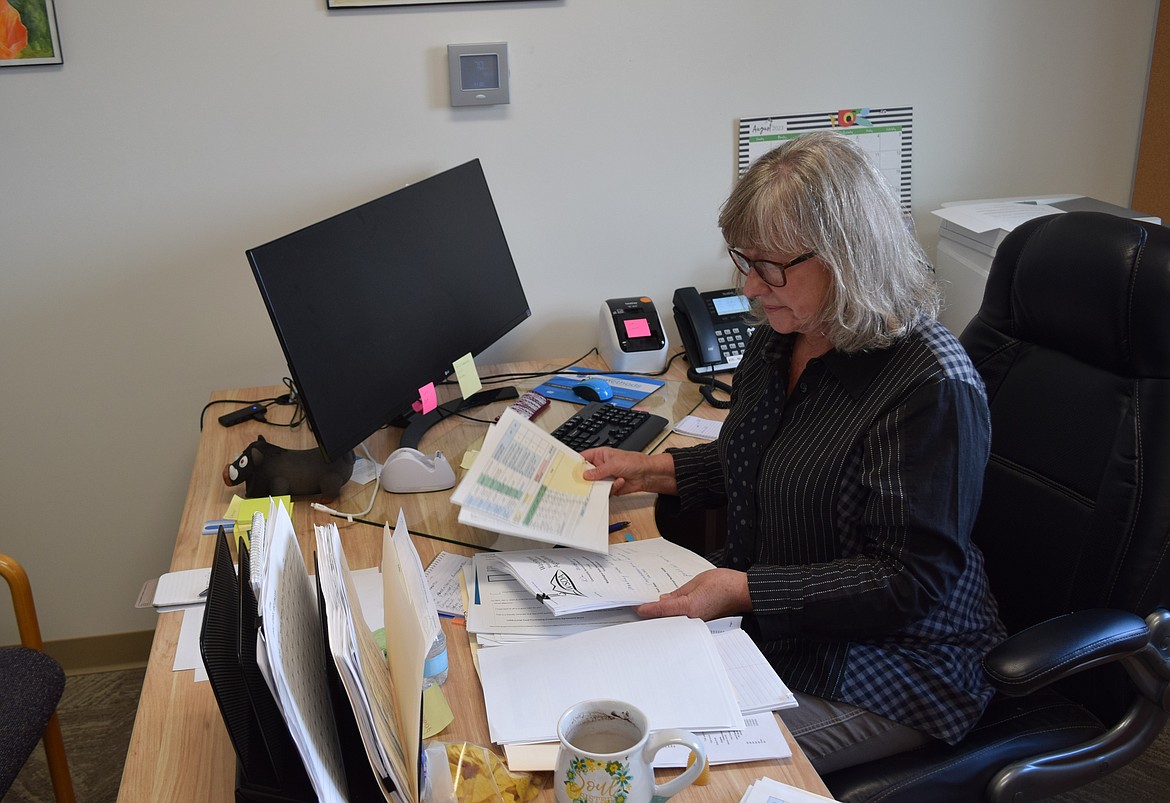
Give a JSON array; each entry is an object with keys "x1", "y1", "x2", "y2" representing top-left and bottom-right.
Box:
[{"x1": 0, "y1": 0, "x2": 1158, "y2": 644}]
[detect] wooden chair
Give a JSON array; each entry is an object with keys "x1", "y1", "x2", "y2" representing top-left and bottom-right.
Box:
[{"x1": 0, "y1": 553, "x2": 76, "y2": 803}]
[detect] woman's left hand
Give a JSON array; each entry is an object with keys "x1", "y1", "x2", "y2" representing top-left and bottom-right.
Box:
[{"x1": 635, "y1": 568, "x2": 751, "y2": 621}]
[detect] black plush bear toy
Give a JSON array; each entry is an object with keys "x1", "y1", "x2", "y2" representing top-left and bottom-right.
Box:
[{"x1": 223, "y1": 435, "x2": 355, "y2": 500}]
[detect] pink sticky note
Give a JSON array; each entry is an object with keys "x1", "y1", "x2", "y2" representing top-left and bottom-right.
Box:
[
  {"x1": 624, "y1": 318, "x2": 652, "y2": 338},
  {"x1": 416, "y1": 383, "x2": 438, "y2": 415}
]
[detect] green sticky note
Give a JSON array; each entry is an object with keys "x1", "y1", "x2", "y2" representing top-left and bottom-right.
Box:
[{"x1": 453, "y1": 352, "x2": 482, "y2": 399}]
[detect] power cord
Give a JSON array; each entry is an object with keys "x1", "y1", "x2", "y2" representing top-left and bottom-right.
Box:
[
  {"x1": 199, "y1": 378, "x2": 304, "y2": 431},
  {"x1": 311, "y1": 443, "x2": 381, "y2": 521}
]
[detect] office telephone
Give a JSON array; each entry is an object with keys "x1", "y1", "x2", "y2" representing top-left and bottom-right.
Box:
[{"x1": 672, "y1": 286, "x2": 754, "y2": 374}]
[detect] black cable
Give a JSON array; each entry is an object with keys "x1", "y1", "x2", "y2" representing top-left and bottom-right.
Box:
[
  {"x1": 686, "y1": 366, "x2": 732, "y2": 409},
  {"x1": 198, "y1": 377, "x2": 304, "y2": 431},
  {"x1": 199, "y1": 395, "x2": 281, "y2": 431},
  {"x1": 321, "y1": 512, "x2": 500, "y2": 552}
]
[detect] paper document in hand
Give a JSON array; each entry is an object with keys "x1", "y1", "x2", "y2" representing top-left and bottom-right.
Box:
[
  {"x1": 450, "y1": 407, "x2": 612, "y2": 553},
  {"x1": 466, "y1": 552, "x2": 641, "y2": 638},
  {"x1": 477, "y1": 615, "x2": 744, "y2": 745},
  {"x1": 491, "y1": 537, "x2": 715, "y2": 615}
]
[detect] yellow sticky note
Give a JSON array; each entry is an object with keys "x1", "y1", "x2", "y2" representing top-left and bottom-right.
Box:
[
  {"x1": 460, "y1": 449, "x2": 480, "y2": 470},
  {"x1": 453, "y1": 352, "x2": 482, "y2": 399},
  {"x1": 226, "y1": 495, "x2": 293, "y2": 550},
  {"x1": 422, "y1": 682, "x2": 455, "y2": 738}
]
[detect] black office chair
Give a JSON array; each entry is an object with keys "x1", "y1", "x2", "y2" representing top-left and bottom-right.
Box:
[
  {"x1": 0, "y1": 553, "x2": 76, "y2": 803},
  {"x1": 822, "y1": 211, "x2": 1170, "y2": 801}
]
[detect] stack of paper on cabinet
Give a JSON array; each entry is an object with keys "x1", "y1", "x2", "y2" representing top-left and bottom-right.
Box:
[{"x1": 450, "y1": 408, "x2": 613, "y2": 553}]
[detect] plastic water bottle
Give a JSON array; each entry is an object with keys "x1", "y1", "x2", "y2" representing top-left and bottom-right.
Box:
[{"x1": 423, "y1": 628, "x2": 448, "y2": 688}]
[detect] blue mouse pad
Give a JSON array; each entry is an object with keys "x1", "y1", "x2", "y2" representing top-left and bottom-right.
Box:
[{"x1": 534, "y1": 367, "x2": 665, "y2": 408}]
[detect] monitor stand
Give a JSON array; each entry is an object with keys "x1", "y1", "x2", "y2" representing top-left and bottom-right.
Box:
[{"x1": 394, "y1": 386, "x2": 520, "y2": 451}]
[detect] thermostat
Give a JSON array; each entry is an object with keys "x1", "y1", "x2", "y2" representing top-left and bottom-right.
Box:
[{"x1": 448, "y1": 43, "x2": 510, "y2": 107}]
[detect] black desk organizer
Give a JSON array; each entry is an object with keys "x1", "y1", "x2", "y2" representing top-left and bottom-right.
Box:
[{"x1": 199, "y1": 527, "x2": 392, "y2": 802}]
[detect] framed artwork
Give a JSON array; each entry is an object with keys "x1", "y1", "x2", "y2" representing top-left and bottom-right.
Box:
[
  {"x1": 328, "y1": 0, "x2": 540, "y2": 7},
  {"x1": 1, "y1": 0, "x2": 62, "y2": 67}
]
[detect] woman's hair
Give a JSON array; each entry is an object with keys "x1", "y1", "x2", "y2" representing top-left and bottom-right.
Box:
[{"x1": 718, "y1": 130, "x2": 939, "y2": 352}]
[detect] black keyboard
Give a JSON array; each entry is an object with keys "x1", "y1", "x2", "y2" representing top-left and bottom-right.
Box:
[{"x1": 551, "y1": 402, "x2": 668, "y2": 452}]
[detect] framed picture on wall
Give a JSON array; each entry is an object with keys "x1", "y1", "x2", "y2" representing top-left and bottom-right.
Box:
[
  {"x1": 328, "y1": 0, "x2": 540, "y2": 7},
  {"x1": 0, "y1": 0, "x2": 63, "y2": 67}
]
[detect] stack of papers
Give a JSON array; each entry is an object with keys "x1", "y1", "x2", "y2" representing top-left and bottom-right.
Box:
[
  {"x1": 316, "y1": 523, "x2": 403, "y2": 786},
  {"x1": 478, "y1": 616, "x2": 745, "y2": 745},
  {"x1": 930, "y1": 200, "x2": 1065, "y2": 234},
  {"x1": 450, "y1": 408, "x2": 612, "y2": 554},
  {"x1": 312, "y1": 510, "x2": 431, "y2": 802},
  {"x1": 477, "y1": 616, "x2": 796, "y2": 772},
  {"x1": 466, "y1": 550, "x2": 642, "y2": 640},
  {"x1": 257, "y1": 502, "x2": 349, "y2": 801}
]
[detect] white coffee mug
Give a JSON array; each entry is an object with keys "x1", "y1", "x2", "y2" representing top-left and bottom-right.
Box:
[{"x1": 554, "y1": 699, "x2": 707, "y2": 803}]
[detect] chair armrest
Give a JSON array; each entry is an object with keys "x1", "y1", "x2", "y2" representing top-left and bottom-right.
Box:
[
  {"x1": 984, "y1": 608, "x2": 1150, "y2": 697},
  {"x1": 0, "y1": 553, "x2": 47, "y2": 651}
]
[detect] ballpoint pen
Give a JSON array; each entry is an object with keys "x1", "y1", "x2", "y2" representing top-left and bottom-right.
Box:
[{"x1": 607, "y1": 521, "x2": 631, "y2": 533}]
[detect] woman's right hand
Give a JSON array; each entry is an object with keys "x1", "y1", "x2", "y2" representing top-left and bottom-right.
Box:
[{"x1": 581, "y1": 448, "x2": 677, "y2": 496}]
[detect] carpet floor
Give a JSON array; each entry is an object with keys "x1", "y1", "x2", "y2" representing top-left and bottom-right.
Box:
[{"x1": 3, "y1": 667, "x2": 1169, "y2": 802}]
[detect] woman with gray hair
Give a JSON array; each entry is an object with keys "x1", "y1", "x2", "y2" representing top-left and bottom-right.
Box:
[{"x1": 584, "y1": 130, "x2": 1005, "y2": 773}]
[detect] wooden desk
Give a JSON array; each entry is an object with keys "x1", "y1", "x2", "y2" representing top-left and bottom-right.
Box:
[{"x1": 118, "y1": 358, "x2": 831, "y2": 801}]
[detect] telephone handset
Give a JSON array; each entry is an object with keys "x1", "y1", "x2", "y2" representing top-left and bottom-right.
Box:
[{"x1": 672, "y1": 286, "x2": 754, "y2": 375}]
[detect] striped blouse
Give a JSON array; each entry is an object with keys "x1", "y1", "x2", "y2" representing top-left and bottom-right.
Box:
[{"x1": 670, "y1": 321, "x2": 1006, "y2": 744}]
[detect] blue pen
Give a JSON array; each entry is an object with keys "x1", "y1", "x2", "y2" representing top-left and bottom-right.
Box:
[{"x1": 607, "y1": 521, "x2": 631, "y2": 534}]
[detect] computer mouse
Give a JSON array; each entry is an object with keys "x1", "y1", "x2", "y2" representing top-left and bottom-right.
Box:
[{"x1": 572, "y1": 377, "x2": 614, "y2": 402}]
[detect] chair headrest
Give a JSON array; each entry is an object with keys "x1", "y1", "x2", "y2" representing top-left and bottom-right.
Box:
[{"x1": 978, "y1": 211, "x2": 1170, "y2": 378}]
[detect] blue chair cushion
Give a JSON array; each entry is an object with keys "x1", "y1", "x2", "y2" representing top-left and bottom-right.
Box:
[{"x1": 0, "y1": 646, "x2": 66, "y2": 794}]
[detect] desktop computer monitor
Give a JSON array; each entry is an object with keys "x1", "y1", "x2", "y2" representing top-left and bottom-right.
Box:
[{"x1": 247, "y1": 159, "x2": 531, "y2": 462}]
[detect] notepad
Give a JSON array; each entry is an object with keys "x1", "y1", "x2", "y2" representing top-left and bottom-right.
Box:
[
  {"x1": 672, "y1": 414, "x2": 723, "y2": 440},
  {"x1": 152, "y1": 568, "x2": 212, "y2": 610},
  {"x1": 425, "y1": 551, "x2": 470, "y2": 617}
]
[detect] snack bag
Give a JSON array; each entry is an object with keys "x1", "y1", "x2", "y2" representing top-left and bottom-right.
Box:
[{"x1": 425, "y1": 741, "x2": 543, "y2": 803}]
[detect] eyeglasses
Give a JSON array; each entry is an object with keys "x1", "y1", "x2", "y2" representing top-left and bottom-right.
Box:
[{"x1": 728, "y1": 247, "x2": 817, "y2": 287}]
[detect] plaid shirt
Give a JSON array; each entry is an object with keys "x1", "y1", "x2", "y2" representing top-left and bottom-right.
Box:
[{"x1": 671, "y1": 321, "x2": 1005, "y2": 744}]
